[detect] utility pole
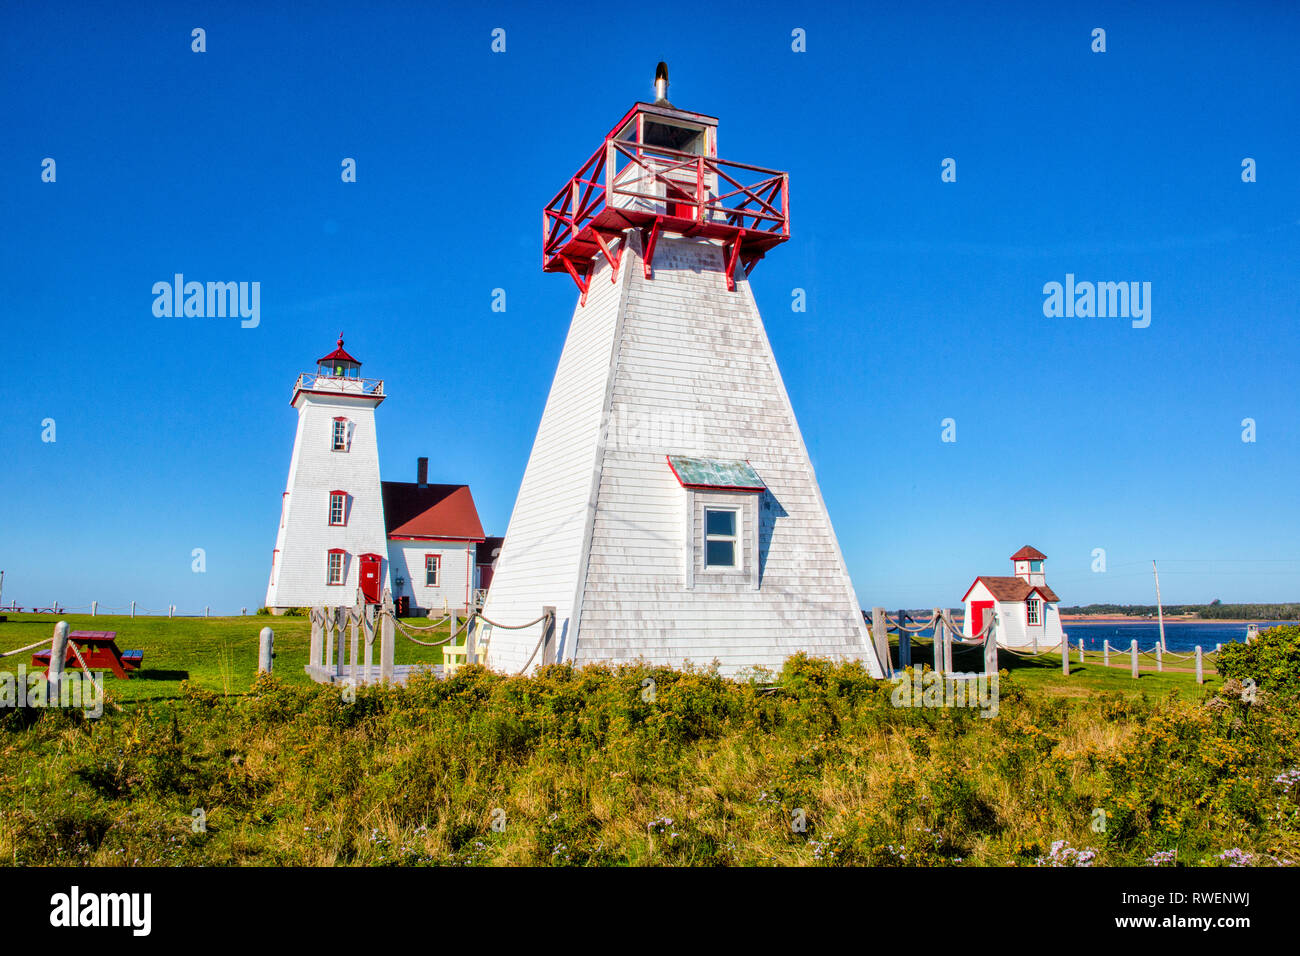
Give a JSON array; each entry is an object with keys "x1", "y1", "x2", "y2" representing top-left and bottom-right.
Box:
[{"x1": 1153, "y1": 560, "x2": 1167, "y2": 652}]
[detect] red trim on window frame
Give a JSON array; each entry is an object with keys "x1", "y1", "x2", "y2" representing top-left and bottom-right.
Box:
[
  {"x1": 328, "y1": 490, "x2": 348, "y2": 527},
  {"x1": 423, "y1": 553, "x2": 441, "y2": 587},
  {"x1": 326, "y1": 548, "x2": 347, "y2": 586}
]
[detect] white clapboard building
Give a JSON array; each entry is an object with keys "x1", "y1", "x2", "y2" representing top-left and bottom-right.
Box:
[
  {"x1": 265, "y1": 337, "x2": 486, "y2": 614},
  {"x1": 960, "y1": 546, "x2": 1064, "y2": 649},
  {"x1": 479, "y1": 66, "x2": 879, "y2": 677}
]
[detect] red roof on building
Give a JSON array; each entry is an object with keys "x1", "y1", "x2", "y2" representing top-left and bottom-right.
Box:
[
  {"x1": 962, "y1": 576, "x2": 1060, "y2": 604},
  {"x1": 317, "y1": 334, "x2": 361, "y2": 366},
  {"x1": 381, "y1": 483, "x2": 484, "y2": 541},
  {"x1": 1010, "y1": 545, "x2": 1047, "y2": 561}
]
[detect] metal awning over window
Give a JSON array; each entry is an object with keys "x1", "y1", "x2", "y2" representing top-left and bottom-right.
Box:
[{"x1": 667, "y1": 455, "x2": 765, "y2": 492}]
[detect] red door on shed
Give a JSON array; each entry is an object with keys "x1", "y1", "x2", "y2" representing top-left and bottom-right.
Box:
[
  {"x1": 359, "y1": 553, "x2": 383, "y2": 604},
  {"x1": 970, "y1": 600, "x2": 994, "y2": 637}
]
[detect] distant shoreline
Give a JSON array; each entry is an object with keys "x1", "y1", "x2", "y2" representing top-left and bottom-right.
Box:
[{"x1": 1061, "y1": 614, "x2": 1271, "y2": 624}]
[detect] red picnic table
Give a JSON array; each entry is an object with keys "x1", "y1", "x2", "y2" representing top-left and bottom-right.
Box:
[{"x1": 31, "y1": 631, "x2": 144, "y2": 679}]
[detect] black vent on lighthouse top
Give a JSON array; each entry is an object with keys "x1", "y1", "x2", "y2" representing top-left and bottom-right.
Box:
[
  {"x1": 417, "y1": 457, "x2": 429, "y2": 488},
  {"x1": 654, "y1": 61, "x2": 672, "y2": 106}
]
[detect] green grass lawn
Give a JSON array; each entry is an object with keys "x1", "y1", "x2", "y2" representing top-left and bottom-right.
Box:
[
  {"x1": 922, "y1": 636, "x2": 1224, "y2": 696},
  {"x1": 0, "y1": 613, "x2": 456, "y2": 704},
  {"x1": 0, "y1": 613, "x2": 1221, "y2": 707}
]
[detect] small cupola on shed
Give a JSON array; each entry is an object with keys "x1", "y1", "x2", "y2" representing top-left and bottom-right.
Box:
[{"x1": 1011, "y1": 545, "x2": 1048, "y2": 586}]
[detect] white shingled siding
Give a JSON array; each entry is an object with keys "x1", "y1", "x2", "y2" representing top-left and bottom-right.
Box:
[
  {"x1": 484, "y1": 229, "x2": 878, "y2": 676},
  {"x1": 266, "y1": 393, "x2": 389, "y2": 609},
  {"x1": 572, "y1": 233, "x2": 876, "y2": 674},
  {"x1": 479, "y1": 251, "x2": 630, "y2": 672},
  {"x1": 387, "y1": 540, "x2": 475, "y2": 614}
]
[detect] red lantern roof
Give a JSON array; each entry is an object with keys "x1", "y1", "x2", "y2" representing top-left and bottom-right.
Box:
[
  {"x1": 1010, "y1": 545, "x2": 1047, "y2": 561},
  {"x1": 317, "y1": 334, "x2": 360, "y2": 366}
]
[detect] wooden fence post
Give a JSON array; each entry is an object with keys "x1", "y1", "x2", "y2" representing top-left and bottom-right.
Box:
[
  {"x1": 49, "y1": 621, "x2": 69, "y2": 699},
  {"x1": 871, "y1": 608, "x2": 889, "y2": 675},
  {"x1": 349, "y1": 599, "x2": 361, "y2": 682},
  {"x1": 932, "y1": 613, "x2": 944, "y2": 676},
  {"x1": 1155, "y1": 642, "x2": 1163, "y2": 672},
  {"x1": 333, "y1": 607, "x2": 346, "y2": 680},
  {"x1": 309, "y1": 609, "x2": 323, "y2": 672},
  {"x1": 169, "y1": 605, "x2": 174, "y2": 618},
  {"x1": 983, "y1": 617, "x2": 997, "y2": 676},
  {"x1": 1130, "y1": 639, "x2": 1139, "y2": 679},
  {"x1": 90, "y1": 601, "x2": 97, "y2": 617},
  {"x1": 380, "y1": 590, "x2": 395, "y2": 683},
  {"x1": 205, "y1": 606, "x2": 210, "y2": 618},
  {"x1": 1103, "y1": 639, "x2": 1110, "y2": 666},
  {"x1": 943, "y1": 617, "x2": 953, "y2": 674},
  {"x1": 130, "y1": 600, "x2": 136, "y2": 619},
  {"x1": 1062, "y1": 636, "x2": 1070, "y2": 676},
  {"x1": 542, "y1": 606, "x2": 557, "y2": 666},
  {"x1": 1077, "y1": 639, "x2": 1085, "y2": 663},
  {"x1": 258, "y1": 626, "x2": 274, "y2": 674},
  {"x1": 1195, "y1": 645, "x2": 1203, "y2": 685}
]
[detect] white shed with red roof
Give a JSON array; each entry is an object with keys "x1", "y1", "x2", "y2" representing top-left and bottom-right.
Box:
[{"x1": 961, "y1": 546, "x2": 1064, "y2": 649}]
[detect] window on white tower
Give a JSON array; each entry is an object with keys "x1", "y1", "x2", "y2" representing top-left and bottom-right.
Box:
[
  {"x1": 327, "y1": 550, "x2": 345, "y2": 585},
  {"x1": 1027, "y1": 598, "x2": 1041, "y2": 625},
  {"x1": 704, "y1": 508, "x2": 739, "y2": 569},
  {"x1": 332, "y1": 419, "x2": 348, "y2": 451},
  {"x1": 328, "y1": 492, "x2": 346, "y2": 526},
  {"x1": 425, "y1": 554, "x2": 440, "y2": 587}
]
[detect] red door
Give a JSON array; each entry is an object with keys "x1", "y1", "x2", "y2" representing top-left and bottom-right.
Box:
[
  {"x1": 359, "y1": 553, "x2": 383, "y2": 604},
  {"x1": 970, "y1": 601, "x2": 994, "y2": 637}
]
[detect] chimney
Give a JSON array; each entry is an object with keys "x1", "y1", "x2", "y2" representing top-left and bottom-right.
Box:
[
  {"x1": 417, "y1": 457, "x2": 428, "y2": 488},
  {"x1": 654, "y1": 61, "x2": 670, "y2": 104}
]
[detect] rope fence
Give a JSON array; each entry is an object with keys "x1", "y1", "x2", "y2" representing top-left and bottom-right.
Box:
[{"x1": 874, "y1": 607, "x2": 1232, "y2": 684}]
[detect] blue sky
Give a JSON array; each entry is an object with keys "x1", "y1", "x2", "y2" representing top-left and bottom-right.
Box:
[{"x1": 2, "y1": 0, "x2": 1297, "y2": 612}]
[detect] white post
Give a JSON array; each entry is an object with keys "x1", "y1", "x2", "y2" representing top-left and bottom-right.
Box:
[
  {"x1": 932, "y1": 613, "x2": 944, "y2": 676},
  {"x1": 91, "y1": 600, "x2": 97, "y2": 617},
  {"x1": 1062, "y1": 636, "x2": 1070, "y2": 676},
  {"x1": 169, "y1": 604, "x2": 174, "y2": 618},
  {"x1": 1155, "y1": 642, "x2": 1163, "y2": 672},
  {"x1": 241, "y1": 607, "x2": 247, "y2": 616},
  {"x1": 1216, "y1": 643, "x2": 1222, "y2": 653},
  {"x1": 1130, "y1": 639, "x2": 1139, "y2": 679},
  {"x1": 258, "y1": 626, "x2": 274, "y2": 674},
  {"x1": 943, "y1": 617, "x2": 953, "y2": 674},
  {"x1": 380, "y1": 590, "x2": 395, "y2": 683},
  {"x1": 309, "y1": 609, "x2": 323, "y2": 671},
  {"x1": 1153, "y1": 560, "x2": 1167, "y2": 652},
  {"x1": 1103, "y1": 639, "x2": 1110, "y2": 666},
  {"x1": 130, "y1": 600, "x2": 136, "y2": 619},
  {"x1": 49, "y1": 620, "x2": 70, "y2": 698},
  {"x1": 1078, "y1": 639, "x2": 1084, "y2": 663},
  {"x1": 1195, "y1": 645, "x2": 1203, "y2": 684},
  {"x1": 205, "y1": 606, "x2": 210, "y2": 618}
]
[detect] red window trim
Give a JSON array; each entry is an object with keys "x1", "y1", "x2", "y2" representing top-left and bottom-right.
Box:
[
  {"x1": 328, "y1": 490, "x2": 348, "y2": 527},
  {"x1": 326, "y1": 548, "x2": 347, "y2": 585},
  {"x1": 424, "y1": 553, "x2": 441, "y2": 587},
  {"x1": 331, "y1": 417, "x2": 350, "y2": 452}
]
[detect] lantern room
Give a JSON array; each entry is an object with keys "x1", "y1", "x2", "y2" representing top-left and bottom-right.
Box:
[
  {"x1": 542, "y1": 63, "x2": 790, "y2": 298},
  {"x1": 317, "y1": 335, "x2": 362, "y2": 379}
]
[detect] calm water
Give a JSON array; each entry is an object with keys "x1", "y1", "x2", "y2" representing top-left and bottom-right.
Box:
[
  {"x1": 1062, "y1": 620, "x2": 1286, "y2": 653},
  {"x1": 899, "y1": 620, "x2": 1285, "y2": 654}
]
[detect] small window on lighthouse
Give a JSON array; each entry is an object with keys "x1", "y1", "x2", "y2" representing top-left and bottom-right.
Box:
[
  {"x1": 1027, "y1": 599, "x2": 1041, "y2": 626},
  {"x1": 424, "y1": 554, "x2": 440, "y2": 587},
  {"x1": 326, "y1": 550, "x2": 345, "y2": 585},
  {"x1": 704, "y1": 508, "x2": 739, "y2": 568},
  {"x1": 329, "y1": 492, "x2": 346, "y2": 526},
  {"x1": 332, "y1": 419, "x2": 349, "y2": 451},
  {"x1": 1030, "y1": 559, "x2": 1043, "y2": 573}
]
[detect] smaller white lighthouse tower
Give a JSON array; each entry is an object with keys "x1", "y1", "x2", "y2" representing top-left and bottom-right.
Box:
[{"x1": 265, "y1": 336, "x2": 390, "y2": 611}]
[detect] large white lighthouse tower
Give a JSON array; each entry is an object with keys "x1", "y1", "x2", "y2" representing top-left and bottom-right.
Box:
[
  {"x1": 480, "y1": 66, "x2": 881, "y2": 677},
  {"x1": 265, "y1": 336, "x2": 390, "y2": 611}
]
